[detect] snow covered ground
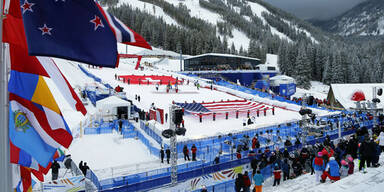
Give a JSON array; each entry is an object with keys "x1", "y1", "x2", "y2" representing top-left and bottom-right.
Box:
[
  {"x1": 86, "y1": 59, "x2": 306, "y2": 141},
  {"x1": 43, "y1": 53, "x2": 336, "y2": 189},
  {"x1": 293, "y1": 81, "x2": 330, "y2": 100}
]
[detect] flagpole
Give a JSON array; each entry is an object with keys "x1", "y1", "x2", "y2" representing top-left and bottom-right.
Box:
[{"x1": 0, "y1": 0, "x2": 12, "y2": 191}]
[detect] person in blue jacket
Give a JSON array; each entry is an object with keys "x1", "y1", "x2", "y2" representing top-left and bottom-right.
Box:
[
  {"x1": 253, "y1": 170, "x2": 264, "y2": 192},
  {"x1": 313, "y1": 152, "x2": 325, "y2": 182},
  {"x1": 320, "y1": 157, "x2": 340, "y2": 183}
]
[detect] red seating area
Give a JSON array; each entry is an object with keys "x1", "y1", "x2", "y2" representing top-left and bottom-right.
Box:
[{"x1": 118, "y1": 75, "x2": 183, "y2": 85}]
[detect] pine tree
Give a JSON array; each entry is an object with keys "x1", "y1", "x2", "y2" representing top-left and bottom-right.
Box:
[{"x1": 295, "y1": 42, "x2": 311, "y2": 89}]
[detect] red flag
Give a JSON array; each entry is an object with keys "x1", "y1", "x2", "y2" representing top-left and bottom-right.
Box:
[{"x1": 20, "y1": 166, "x2": 32, "y2": 192}]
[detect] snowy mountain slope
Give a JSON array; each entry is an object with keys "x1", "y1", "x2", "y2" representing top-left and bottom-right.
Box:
[
  {"x1": 117, "y1": 0, "x2": 323, "y2": 51},
  {"x1": 118, "y1": 0, "x2": 180, "y2": 27},
  {"x1": 313, "y1": 0, "x2": 384, "y2": 36}
]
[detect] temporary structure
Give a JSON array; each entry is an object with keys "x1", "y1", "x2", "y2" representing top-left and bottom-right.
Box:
[{"x1": 96, "y1": 96, "x2": 131, "y2": 121}]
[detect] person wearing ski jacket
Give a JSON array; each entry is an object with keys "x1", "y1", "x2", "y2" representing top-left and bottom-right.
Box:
[
  {"x1": 243, "y1": 171, "x2": 251, "y2": 192},
  {"x1": 375, "y1": 132, "x2": 384, "y2": 152},
  {"x1": 340, "y1": 160, "x2": 349, "y2": 177},
  {"x1": 253, "y1": 170, "x2": 264, "y2": 192},
  {"x1": 321, "y1": 157, "x2": 340, "y2": 182},
  {"x1": 313, "y1": 152, "x2": 325, "y2": 182},
  {"x1": 347, "y1": 156, "x2": 354, "y2": 174}
]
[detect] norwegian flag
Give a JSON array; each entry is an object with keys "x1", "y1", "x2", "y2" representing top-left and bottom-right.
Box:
[
  {"x1": 17, "y1": 0, "x2": 151, "y2": 68},
  {"x1": 176, "y1": 100, "x2": 270, "y2": 116}
]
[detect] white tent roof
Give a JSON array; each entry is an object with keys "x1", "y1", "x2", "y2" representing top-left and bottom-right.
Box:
[
  {"x1": 331, "y1": 83, "x2": 384, "y2": 109},
  {"x1": 270, "y1": 75, "x2": 294, "y2": 81},
  {"x1": 270, "y1": 75, "x2": 296, "y2": 86},
  {"x1": 96, "y1": 96, "x2": 130, "y2": 107}
]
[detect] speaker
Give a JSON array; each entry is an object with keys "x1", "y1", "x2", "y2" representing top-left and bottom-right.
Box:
[
  {"x1": 175, "y1": 127, "x2": 186, "y2": 136},
  {"x1": 173, "y1": 109, "x2": 183, "y2": 125},
  {"x1": 299, "y1": 109, "x2": 306, "y2": 116},
  {"x1": 162, "y1": 129, "x2": 175, "y2": 138},
  {"x1": 378, "y1": 88, "x2": 383, "y2": 96}
]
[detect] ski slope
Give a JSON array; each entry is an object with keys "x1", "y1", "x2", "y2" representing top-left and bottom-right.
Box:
[{"x1": 118, "y1": 0, "x2": 180, "y2": 27}]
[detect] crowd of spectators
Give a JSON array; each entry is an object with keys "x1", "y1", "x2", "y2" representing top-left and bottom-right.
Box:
[{"x1": 229, "y1": 124, "x2": 384, "y2": 192}]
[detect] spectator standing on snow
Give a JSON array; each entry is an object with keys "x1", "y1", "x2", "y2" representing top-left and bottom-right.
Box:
[
  {"x1": 282, "y1": 159, "x2": 290, "y2": 181},
  {"x1": 243, "y1": 171, "x2": 251, "y2": 192},
  {"x1": 272, "y1": 164, "x2": 282, "y2": 186},
  {"x1": 166, "y1": 148, "x2": 171, "y2": 164},
  {"x1": 235, "y1": 173, "x2": 244, "y2": 192},
  {"x1": 253, "y1": 170, "x2": 264, "y2": 192},
  {"x1": 78, "y1": 161, "x2": 83, "y2": 173},
  {"x1": 51, "y1": 160, "x2": 60, "y2": 180},
  {"x1": 376, "y1": 132, "x2": 384, "y2": 152},
  {"x1": 183, "y1": 145, "x2": 190, "y2": 161},
  {"x1": 160, "y1": 147, "x2": 165, "y2": 163},
  {"x1": 313, "y1": 152, "x2": 325, "y2": 183},
  {"x1": 347, "y1": 156, "x2": 354, "y2": 175},
  {"x1": 191, "y1": 144, "x2": 197, "y2": 161},
  {"x1": 82, "y1": 162, "x2": 90, "y2": 176},
  {"x1": 359, "y1": 138, "x2": 371, "y2": 171}
]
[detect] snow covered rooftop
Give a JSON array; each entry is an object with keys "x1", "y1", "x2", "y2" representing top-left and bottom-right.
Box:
[
  {"x1": 185, "y1": 53, "x2": 261, "y2": 61},
  {"x1": 330, "y1": 83, "x2": 384, "y2": 109}
]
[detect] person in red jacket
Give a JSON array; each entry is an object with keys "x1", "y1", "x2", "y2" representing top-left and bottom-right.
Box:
[
  {"x1": 243, "y1": 171, "x2": 251, "y2": 192},
  {"x1": 236, "y1": 150, "x2": 242, "y2": 159},
  {"x1": 191, "y1": 144, "x2": 197, "y2": 161},
  {"x1": 252, "y1": 136, "x2": 260, "y2": 150},
  {"x1": 273, "y1": 164, "x2": 282, "y2": 186}
]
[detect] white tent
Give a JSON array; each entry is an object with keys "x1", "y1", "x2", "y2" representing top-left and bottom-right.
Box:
[
  {"x1": 270, "y1": 75, "x2": 296, "y2": 86},
  {"x1": 96, "y1": 96, "x2": 131, "y2": 121}
]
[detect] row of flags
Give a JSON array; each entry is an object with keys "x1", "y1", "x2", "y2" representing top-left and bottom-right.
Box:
[{"x1": 3, "y1": 0, "x2": 152, "y2": 191}]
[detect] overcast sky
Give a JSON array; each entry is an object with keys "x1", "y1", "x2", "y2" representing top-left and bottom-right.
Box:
[{"x1": 261, "y1": 0, "x2": 368, "y2": 20}]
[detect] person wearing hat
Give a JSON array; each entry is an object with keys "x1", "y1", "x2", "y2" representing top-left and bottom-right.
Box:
[
  {"x1": 272, "y1": 163, "x2": 282, "y2": 186},
  {"x1": 347, "y1": 156, "x2": 354, "y2": 175},
  {"x1": 320, "y1": 157, "x2": 340, "y2": 183},
  {"x1": 340, "y1": 160, "x2": 349, "y2": 177},
  {"x1": 200, "y1": 185, "x2": 208, "y2": 192},
  {"x1": 313, "y1": 152, "x2": 325, "y2": 182}
]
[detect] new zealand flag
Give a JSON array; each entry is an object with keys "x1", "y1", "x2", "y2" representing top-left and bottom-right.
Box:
[{"x1": 19, "y1": 0, "x2": 151, "y2": 68}]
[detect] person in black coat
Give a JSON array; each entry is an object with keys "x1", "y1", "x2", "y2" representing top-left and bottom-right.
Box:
[
  {"x1": 183, "y1": 145, "x2": 190, "y2": 161},
  {"x1": 82, "y1": 162, "x2": 90, "y2": 176},
  {"x1": 251, "y1": 158, "x2": 258, "y2": 176},
  {"x1": 166, "y1": 148, "x2": 171, "y2": 164},
  {"x1": 359, "y1": 139, "x2": 370, "y2": 171},
  {"x1": 235, "y1": 173, "x2": 244, "y2": 192},
  {"x1": 160, "y1": 147, "x2": 165, "y2": 163},
  {"x1": 51, "y1": 160, "x2": 60, "y2": 181},
  {"x1": 78, "y1": 161, "x2": 83, "y2": 172},
  {"x1": 347, "y1": 135, "x2": 358, "y2": 159}
]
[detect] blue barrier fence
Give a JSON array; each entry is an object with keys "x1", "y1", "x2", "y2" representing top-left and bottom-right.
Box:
[
  {"x1": 139, "y1": 121, "x2": 163, "y2": 145},
  {"x1": 78, "y1": 64, "x2": 113, "y2": 89},
  {"x1": 87, "y1": 170, "x2": 102, "y2": 190}
]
